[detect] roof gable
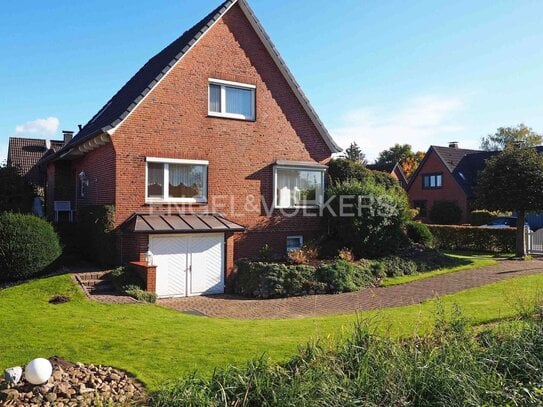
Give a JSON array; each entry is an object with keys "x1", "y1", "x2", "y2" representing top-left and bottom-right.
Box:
[{"x1": 61, "y1": 0, "x2": 340, "y2": 157}]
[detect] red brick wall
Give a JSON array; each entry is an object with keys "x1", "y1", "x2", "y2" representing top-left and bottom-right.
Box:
[
  {"x1": 71, "y1": 142, "x2": 116, "y2": 209},
  {"x1": 111, "y1": 3, "x2": 333, "y2": 262},
  {"x1": 407, "y1": 149, "x2": 469, "y2": 223}
]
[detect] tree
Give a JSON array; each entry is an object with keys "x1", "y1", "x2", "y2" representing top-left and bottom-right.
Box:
[
  {"x1": 477, "y1": 147, "x2": 543, "y2": 257},
  {"x1": 375, "y1": 144, "x2": 413, "y2": 167},
  {"x1": 480, "y1": 124, "x2": 542, "y2": 151},
  {"x1": 344, "y1": 142, "x2": 367, "y2": 165},
  {"x1": 0, "y1": 163, "x2": 35, "y2": 213},
  {"x1": 400, "y1": 151, "x2": 425, "y2": 178}
]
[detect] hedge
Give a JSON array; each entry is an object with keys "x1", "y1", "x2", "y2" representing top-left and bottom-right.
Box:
[
  {"x1": 429, "y1": 200, "x2": 463, "y2": 225},
  {"x1": 77, "y1": 205, "x2": 117, "y2": 266},
  {"x1": 428, "y1": 225, "x2": 516, "y2": 253}
]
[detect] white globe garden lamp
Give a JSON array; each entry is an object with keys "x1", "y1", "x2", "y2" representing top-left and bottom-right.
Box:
[{"x1": 25, "y1": 358, "x2": 53, "y2": 385}]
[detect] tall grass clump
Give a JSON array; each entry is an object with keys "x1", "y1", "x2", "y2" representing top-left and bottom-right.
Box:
[{"x1": 151, "y1": 302, "x2": 543, "y2": 406}]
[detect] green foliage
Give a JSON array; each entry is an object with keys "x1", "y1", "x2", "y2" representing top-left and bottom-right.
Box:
[
  {"x1": 429, "y1": 200, "x2": 463, "y2": 225},
  {"x1": 480, "y1": 123, "x2": 542, "y2": 151},
  {"x1": 316, "y1": 259, "x2": 375, "y2": 293},
  {"x1": 324, "y1": 178, "x2": 411, "y2": 258},
  {"x1": 235, "y1": 261, "x2": 323, "y2": 298},
  {"x1": 343, "y1": 141, "x2": 367, "y2": 165},
  {"x1": 257, "y1": 244, "x2": 275, "y2": 262},
  {"x1": 374, "y1": 143, "x2": 414, "y2": 167},
  {"x1": 0, "y1": 164, "x2": 35, "y2": 213},
  {"x1": 379, "y1": 255, "x2": 418, "y2": 277},
  {"x1": 327, "y1": 157, "x2": 372, "y2": 184},
  {"x1": 469, "y1": 210, "x2": 511, "y2": 226},
  {"x1": 124, "y1": 285, "x2": 157, "y2": 303},
  {"x1": 151, "y1": 310, "x2": 543, "y2": 406},
  {"x1": 0, "y1": 212, "x2": 61, "y2": 282},
  {"x1": 429, "y1": 225, "x2": 516, "y2": 253},
  {"x1": 477, "y1": 147, "x2": 543, "y2": 213},
  {"x1": 77, "y1": 205, "x2": 117, "y2": 266},
  {"x1": 405, "y1": 221, "x2": 433, "y2": 246}
]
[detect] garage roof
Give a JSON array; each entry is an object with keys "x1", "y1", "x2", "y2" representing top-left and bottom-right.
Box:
[{"x1": 123, "y1": 213, "x2": 245, "y2": 234}]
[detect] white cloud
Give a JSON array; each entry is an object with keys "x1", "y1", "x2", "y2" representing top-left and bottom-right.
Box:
[
  {"x1": 331, "y1": 96, "x2": 466, "y2": 161},
  {"x1": 13, "y1": 117, "x2": 60, "y2": 137}
]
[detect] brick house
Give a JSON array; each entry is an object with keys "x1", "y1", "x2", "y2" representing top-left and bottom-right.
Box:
[
  {"x1": 407, "y1": 143, "x2": 497, "y2": 224},
  {"x1": 367, "y1": 162, "x2": 408, "y2": 189},
  {"x1": 45, "y1": 0, "x2": 341, "y2": 297}
]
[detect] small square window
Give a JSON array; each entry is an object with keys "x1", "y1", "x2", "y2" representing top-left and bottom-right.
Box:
[
  {"x1": 422, "y1": 174, "x2": 443, "y2": 189},
  {"x1": 208, "y1": 79, "x2": 255, "y2": 120},
  {"x1": 286, "y1": 236, "x2": 303, "y2": 252}
]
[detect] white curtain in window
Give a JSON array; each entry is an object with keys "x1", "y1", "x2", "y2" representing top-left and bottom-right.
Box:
[
  {"x1": 209, "y1": 84, "x2": 221, "y2": 113},
  {"x1": 276, "y1": 169, "x2": 321, "y2": 207},
  {"x1": 169, "y1": 164, "x2": 204, "y2": 198},
  {"x1": 225, "y1": 86, "x2": 253, "y2": 117},
  {"x1": 147, "y1": 163, "x2": 164, "y2": 197}
]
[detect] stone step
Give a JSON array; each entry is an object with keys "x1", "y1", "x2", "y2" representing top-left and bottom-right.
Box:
[
  {"x1": 76, "y1": 271, "x2": 110, "y2": 281},
  {"x1": 87, "y1": 282, "x2": 115, "y2": 293},
  {"x1": 81, "y1": 279, "x2": 110, "y2": 288}
]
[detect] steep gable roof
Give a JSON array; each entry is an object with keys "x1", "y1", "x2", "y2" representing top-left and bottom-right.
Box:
[
  {"x1": 7, "y1": 137, "x2": 64, "y2": 185},
  {"x1": 58, "y1": 0, "x2": 340, "y2": 158}
]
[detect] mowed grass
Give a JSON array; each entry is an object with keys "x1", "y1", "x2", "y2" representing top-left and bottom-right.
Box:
[
  {"x1": 381, "y1": 252, "x2": 498, "y2": 286},
  {"x1": 1, "y1": 270, "x2": 542, "y2": 390}
]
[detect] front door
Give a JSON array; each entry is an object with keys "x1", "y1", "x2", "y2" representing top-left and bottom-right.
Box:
[{"x1": 149, "y1": 233, "x2": 224, "y2": 298}]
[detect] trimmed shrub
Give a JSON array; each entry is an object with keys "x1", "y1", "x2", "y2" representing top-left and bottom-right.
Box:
[
  {"x1": 324, "y1": 179, "x2": 411, "y2": 258},
  {"x1": 0, "y1": 164, "x2": 35, "y2": 213},
  {"x1": 405, "y1": 221, "x2": 433, "y2": 247},
  {"x1": 429, "y1": 200, "x2": 463, "y2": 225},
  {"x1": 0, "y1": 212, "x2": 61, "y2": 282},
  {"x1": 379, "y1": 255, "x2": 418, "y2": 277},
  {"x1": 316, "y1": 259, "x2": 375, "y2": 293},
  {"x1": 235, "y1": 261, "x2": 322, "y2": 298},
  {"x1": 77, "y1": 205, "x2": 117, "y2": 266},
  {"x1": 327, "y1": 158, "x2": 372, "y2": 184},
  {"x1": 429, "y1": 225, "x2": 515, "y2": 253}
]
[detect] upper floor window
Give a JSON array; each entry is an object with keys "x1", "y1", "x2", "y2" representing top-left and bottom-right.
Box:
[
  {"x1": 208, "y1": 79, "x2": 255, "y2": 121},
  {"x1": 274, "y1": 164, "x2": 325, "y2": 208},
  {"x1": 146, "y1": 158, "x2": 208, "y2": 203},
  {"x1": 422, "y1": 173, "x2": 443, "y2": 189}
]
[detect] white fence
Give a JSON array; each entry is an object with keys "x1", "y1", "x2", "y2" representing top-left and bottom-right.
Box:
[{"x1": 526, "y1": 229, "x2": 543, "y2": 254}]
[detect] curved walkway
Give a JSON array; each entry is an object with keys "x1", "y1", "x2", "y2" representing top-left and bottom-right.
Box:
[{"x1": 159, "y1": 259, "x2": 543, "y2": 319}]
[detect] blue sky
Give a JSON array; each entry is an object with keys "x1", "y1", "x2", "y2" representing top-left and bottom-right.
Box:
[{"x1": 1, "y1": 0, "x2": 542, "y2": 162}]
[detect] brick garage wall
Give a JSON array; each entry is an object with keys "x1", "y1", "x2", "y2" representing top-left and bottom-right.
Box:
[
  {"x1": 111, "y1": 3, "x2": 332, "y2": 263},
  {"x1": 407, "y1": 149, "x2": 469, "y2": 223}
]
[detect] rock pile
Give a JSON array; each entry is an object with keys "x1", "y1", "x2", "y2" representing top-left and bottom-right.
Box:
[{"x1": 0, "y1": 356, "x2": 147, "y2": 406}]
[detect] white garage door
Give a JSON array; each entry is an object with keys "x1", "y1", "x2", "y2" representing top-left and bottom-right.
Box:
[{"x1": 150, "y1": 233, "x2": 224, "y2": 298}]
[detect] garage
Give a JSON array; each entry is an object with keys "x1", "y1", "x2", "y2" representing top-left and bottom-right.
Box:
[
  {"x1": 123, "y1": 213, "x2": 245, "y2": 298},
  {"x1": 150, "y1": 233, "x2": 225, "y2": 298}
]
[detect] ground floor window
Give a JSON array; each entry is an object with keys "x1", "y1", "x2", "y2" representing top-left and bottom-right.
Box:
[
  {"x1": 286, "y1": 235, "x2": 304, "y2": 252},
  {"x1": 413, "y1": 200, "x2": 428, "y2": 217},
  {"x1": 274, "y1": 166, "x2": 324, "y2": 208}
]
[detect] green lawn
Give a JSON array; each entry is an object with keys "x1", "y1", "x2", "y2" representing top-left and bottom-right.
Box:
[
  {"x1": 381, "y1": 252, "x2": 498, "y2": 286},
  {"x1": 1, "y1": 270, "x2": 542, "y2": 390}
]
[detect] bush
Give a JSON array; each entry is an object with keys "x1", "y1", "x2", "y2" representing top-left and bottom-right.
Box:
[
  {"x1": 324, "y1": 179, "x2": 411, "y2": 258},
  {"x1": 0, "y1": 212, "x2": 61, "y2": 282},
  {"x1": 77, "y1": 205, "x2": 117, "y2": 266},
  {"x1": 235, "y1": 261, "x2": 322, "y2": 298},
  {"x1": 0, "y1": 164, "x2": 35, "y2": 213},
  {"x1": 379, "y1": 255, "x2": 418, "y2": 277},
  {"x1": 108, "y1": 267, "x2": 145, "y2": 291},
  {"x1": 327, "y1": 158, "x2": 372, "y2": 184},
  {"x1": 429, "y1": 200, "x2": 463, "y2": 225},
  {"x1": 405, "y1": 221, "x2": 433, "y2": 247},
  {"x1": 123, "y1": 285, "x2": 157, "y2": 303},
  {"x1": 429, "y1": 225, "x2": 515, "y2": 253},
  {"x1": 316, "y1": 259, "x2": 375, "y2": 293}
]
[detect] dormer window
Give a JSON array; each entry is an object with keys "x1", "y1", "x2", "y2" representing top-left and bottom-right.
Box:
[{"x1": 208, "y1": 79, "x2": 255, "y2": 121}]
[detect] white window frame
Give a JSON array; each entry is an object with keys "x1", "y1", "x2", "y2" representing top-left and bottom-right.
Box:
[
  {"x1": 273, "y1": 165, "x2": 325, "y2": 209},
  {"x1": 145, "y1": 157, "x2": 209, "y2": 204},
  {"x1": 208, "y1": 78, "x2": 256, "y2": 121},
  {"x1": 286, "y1": 235, "x2": 304, "y2": 252}
]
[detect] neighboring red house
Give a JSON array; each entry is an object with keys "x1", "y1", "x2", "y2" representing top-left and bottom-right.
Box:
[
  {"x1": 367, "y1": 162, "x2": 408, "y2": 189},
  {"x1": 45, "y1": 0, "x2": 341, "y2": 297},
  {"x1": 407, "y1": 142, "x2": 497, "y2": 223},
  {"x1": 7, "y1": 134, "x2": 69, "y2": 189}
]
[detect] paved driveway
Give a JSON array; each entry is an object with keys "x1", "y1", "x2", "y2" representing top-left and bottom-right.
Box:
[{"x1": 158, "y1": 259, "x2": 543, "y2": 319}]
